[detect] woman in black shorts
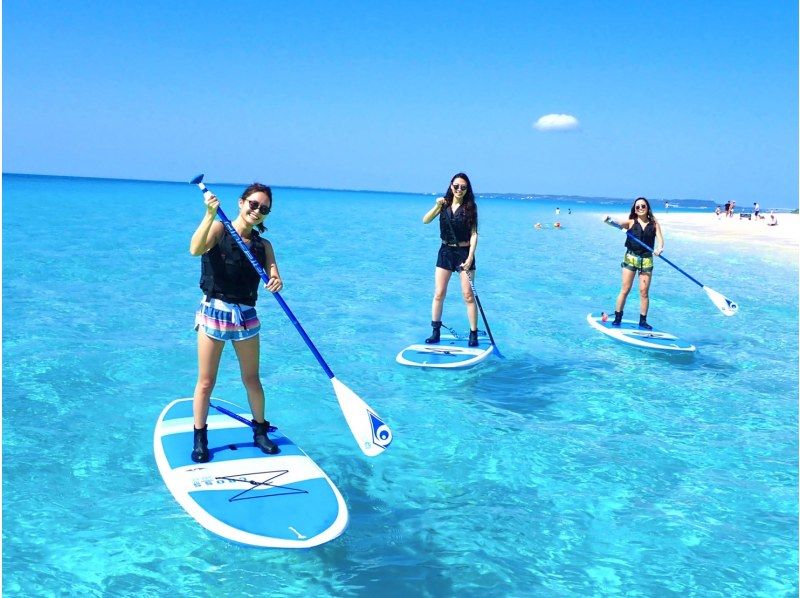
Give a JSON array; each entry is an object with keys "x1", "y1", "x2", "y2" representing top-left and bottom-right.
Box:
[{"x1": 421, "y1": 173, "x2": 480, "y2": 346}]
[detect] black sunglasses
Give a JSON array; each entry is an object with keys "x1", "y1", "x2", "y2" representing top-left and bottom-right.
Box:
[
  {"x1": 452, "y1": 184, "x2": 468, "y2": 191},
  {"x1": 247, "y1": 199, "x2": 271, "y2": 215}
]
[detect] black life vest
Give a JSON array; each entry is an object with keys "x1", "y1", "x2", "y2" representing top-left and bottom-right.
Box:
[
  {"x1": 199, "y1": 228, "x2": 266, "y2": 306},
  {"x1": 439, "y1": 204, "x2": 474, "y2": 244},
  {"x1": 625, "y1": 219, "x2": 657, "y2": 256}
]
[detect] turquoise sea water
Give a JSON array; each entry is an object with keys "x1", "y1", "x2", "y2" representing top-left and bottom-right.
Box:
[{"x1": 3, "y1": 174, "x2": 798, "y2": 596}]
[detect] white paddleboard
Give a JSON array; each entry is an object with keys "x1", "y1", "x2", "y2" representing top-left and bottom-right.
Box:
[
  {"x1": 396, "y1": 331, "x2": 495, "y2": 368},
  {"x1": 154, "y1": 398, "x2": 348, "y2": 548},
  {"x1": 586, "y1": 313, "x2": 696, "y2": 353}
]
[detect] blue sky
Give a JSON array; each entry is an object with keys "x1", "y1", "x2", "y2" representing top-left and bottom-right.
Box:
[{"x1": 4, "y1": 1, "x2": 798, "y2": 206}]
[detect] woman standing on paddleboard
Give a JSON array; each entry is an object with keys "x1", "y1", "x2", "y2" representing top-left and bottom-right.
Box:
[
  {"x1": 605, "y1": 197, "x2": 664, "y2": 330},
  {"x1": 421, "y1": 173, "x2": 480, "y2": 346},
  {"x1": 188, "y1": 183, "x2": 283, "y2": 463}
]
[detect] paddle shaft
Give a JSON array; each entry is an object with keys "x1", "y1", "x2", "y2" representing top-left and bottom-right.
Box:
[
  {"x1": 464, "y1": 271, "x2": 500, "y2": 352},
  {"x1": 196, "y1": 182, "x2": 335, "y2": 380}
]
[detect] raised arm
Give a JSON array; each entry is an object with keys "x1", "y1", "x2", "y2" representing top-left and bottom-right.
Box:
[
  {"x1": 603, "y1": 215, "x2": 633, "y2": 230},
  {"x1": 190, "y1": 193, "x2": 224, "y2": 255},
  {"x1": 423, "y1": 197, "x2": 446, "y2": 224}
]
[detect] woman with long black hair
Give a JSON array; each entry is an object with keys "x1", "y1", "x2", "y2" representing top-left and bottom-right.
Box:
[{"x1": 421, "y1": 172, "x2": 480, "y2": 346}]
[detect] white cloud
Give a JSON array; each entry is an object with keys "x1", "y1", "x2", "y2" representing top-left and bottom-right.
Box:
[{"x1": 533, "y1": 113, "x2": 579, "y2": 131}]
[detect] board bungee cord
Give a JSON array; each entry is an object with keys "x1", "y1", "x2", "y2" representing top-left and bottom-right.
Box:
[{"x1": 191, "y1": 175, "x2": 391, "y2": 457}]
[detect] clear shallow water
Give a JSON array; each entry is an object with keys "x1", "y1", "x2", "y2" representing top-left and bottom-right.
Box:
[{"x1": 3, "y1": 174, "x2": 797, "y2": 596}]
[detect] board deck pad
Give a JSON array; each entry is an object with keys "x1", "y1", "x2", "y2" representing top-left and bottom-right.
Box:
[
  {"x1": 586, "y1": 313, "x2": 696, "y2": 353},
  {"x1": 154, "y1": 398, "x2": 348, "y2": 548},
  {"x1": 396, "y1": 331, "x2": 495, "y2": 368}
]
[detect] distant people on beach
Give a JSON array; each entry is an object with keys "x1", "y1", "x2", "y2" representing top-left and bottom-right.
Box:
[
  {"x1": 724, "y1": 201, "x2": 731, "y2": 217},
  {"x1": 555, "y1": 207, "x2": 560, "y2": 216},
  {"x1": 753, "y1": 202, "x2": 760, "y2": 219},
  {"x1": 715, "y1": 206, "x2": 722, "y2": 219},
  {"x1": 422, "y1": 172, "x2": 480, "y2": 347},
  {"x1": 664, "y1": 201, "x2": 669, "y2": 213},
  {"x1": 768, "y1": 211, "x2": 778, "y2": 226},
  {"x1": 603, "y1": 197, "x2": 664, "y2": 331},
  {"x1": 189, "y1": 182, "x2": 283, "y2": 463}
]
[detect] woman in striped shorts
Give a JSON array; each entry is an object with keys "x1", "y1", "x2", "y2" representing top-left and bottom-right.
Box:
[{"x1": 189, "y1": 182, "x2": 283, "y2": 463}]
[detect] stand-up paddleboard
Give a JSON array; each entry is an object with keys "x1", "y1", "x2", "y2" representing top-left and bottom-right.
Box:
[
  {"x1": 154, "y1": 398, "x2": 348, "y2": 548},
  {"x1": 586, "y1": 313, "x2": 696, "y2": 353},
  {"x1": 396, "y1": 331, "x2": 494, "y2": 368}
]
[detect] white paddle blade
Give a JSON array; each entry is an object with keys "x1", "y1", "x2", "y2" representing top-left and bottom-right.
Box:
[
  {"x1": 331, "y1": 378, "x2": 392, "y2": 457},
  {"x1": 704, "y1": 285, "x2": 738, "y2": 316}
]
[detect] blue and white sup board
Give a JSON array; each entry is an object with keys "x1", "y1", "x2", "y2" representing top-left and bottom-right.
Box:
[
  {"x1": 586, "y1": 313, "x2": 696, "y2": 353},
  {"x1": 154, "y1": 398, "x2": 348, "y2": 548},
  {"x1": 396, "y1": 331, "x2": 494, "y2": 368}
]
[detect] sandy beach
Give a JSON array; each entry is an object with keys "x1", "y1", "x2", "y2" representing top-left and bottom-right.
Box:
[{"x1": 656, "y1": 211, "x2": 798, "y2": 257}]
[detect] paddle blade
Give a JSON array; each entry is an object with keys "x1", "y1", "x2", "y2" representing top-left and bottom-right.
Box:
[
  {"x1": 703, "y1": 285, "x2": 739, "y2": 316},
  {"x1": 331, "y1": 377, "x2": 392, "y2": 457},
  {"x1": 190, "y1": 174, "x2": 204, "y2": 185}
]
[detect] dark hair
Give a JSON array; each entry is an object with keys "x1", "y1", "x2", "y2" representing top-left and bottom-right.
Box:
[
  {"x1": 241, "y1": 183, "x2": 272, "y2": 233},
  {"x1": 443, "y1": 172, "x2": 478, "y2": 232},
  {"x1": 628, "y1": 196, "x2": 655, "y2": 223}
]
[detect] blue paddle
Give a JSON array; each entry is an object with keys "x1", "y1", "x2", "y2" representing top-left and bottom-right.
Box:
[
  {"x1": 191, "y1": 175, "x2": 392, "y2": 457},
  {"x1": 604, "y1": 217, "x2": 739, "y2": 316},
  {"x1": 459, "y1": 267, "x2": 504, "y2": 359}
]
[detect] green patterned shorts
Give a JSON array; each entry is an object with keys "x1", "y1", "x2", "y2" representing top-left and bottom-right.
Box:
[{"x1": 621, "y1": 251, "x2": 654, "y2": 273}]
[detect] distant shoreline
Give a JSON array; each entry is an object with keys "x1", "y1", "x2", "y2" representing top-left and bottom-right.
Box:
[{"x1": 3, "y1": 171, "x2": 797, "y2": 212}]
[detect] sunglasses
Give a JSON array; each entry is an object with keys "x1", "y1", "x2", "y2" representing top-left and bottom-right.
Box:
[
  {"x1": 635, "y1": 204, "x2": 648, "y2": 210},
  {"x1": 452, "y1": 184, "x2": 468, "y2": 191},
  {"x1": 247, "y1": 199, "x2": 271, "y2": 215}
]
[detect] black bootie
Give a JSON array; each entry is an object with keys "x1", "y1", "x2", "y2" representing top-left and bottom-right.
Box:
[
  {"x1": 639, "y1": 314, "x2": 653, "y2": 330},
  {"x1": 191, "y1": 425, "x2": 210, "y2": 463},
  {"x1": 468, "y1": 330, "x2": 479, "y2": 347},
  {"x1": 612, "y1": 311, "x2": 623, "y2": 327},
  {"x1": 253, "y1": 420, "x2": 279, "y2": 455},
  {"x1": 425, "y1": 321, "x2": 442, "y2": 344}
]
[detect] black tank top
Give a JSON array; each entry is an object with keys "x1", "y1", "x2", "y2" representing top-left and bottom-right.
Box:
[
  {"x1": 439, "y1": 204, "x2": 474, "y2": 244},
  {"x1": 625, "y1": 219, "x2": 656, "y2": 256},
  {"x1": 199, "y1": 228, "x2": 266, "y2": 306}
]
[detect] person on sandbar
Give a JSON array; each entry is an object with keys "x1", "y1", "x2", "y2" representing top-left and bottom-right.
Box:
[
  {"x1": 768, "y1": 211, "x2": 778, "y2": 226},
  {"x1": 604, "y1": 197, "x2": 664, "y2": 330}
]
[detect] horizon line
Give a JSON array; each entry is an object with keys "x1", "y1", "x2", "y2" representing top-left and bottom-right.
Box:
[{"x1": 2, "y1": 171, "x2": 721, "y2": 205}]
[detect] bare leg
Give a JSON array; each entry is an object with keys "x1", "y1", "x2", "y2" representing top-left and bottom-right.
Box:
[
  {"x1": 193, "y1": 332, "x2": 225, "y2": 428},
  {"x1": 638, "y1": 272, "x2": 653, "y2": 316},
  {"x1": 232, "y1": 335, "x2": 266, "y2": 422},
  {"x1": 615, "y1": 268, "x2": 636, "y2": 313},
  {"x1": 460, "y1": 270, "x2": 478, "y2": 331},
  {"x1": 431, "y1": 267, "x2": 453, "y2": 321}
]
